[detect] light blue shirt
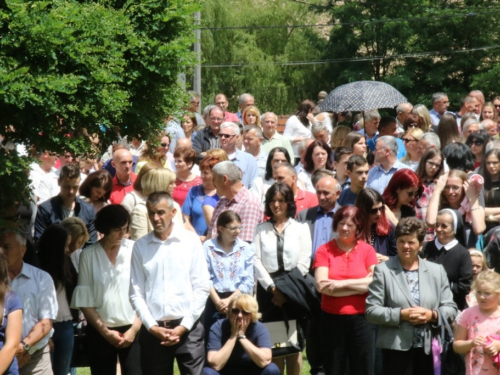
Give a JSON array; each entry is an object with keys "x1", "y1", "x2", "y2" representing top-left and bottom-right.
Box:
[
  {"x1": 369, "y1": 135, "x2": 407, "y2": 160},
  {"x1": 312, "y1": 207, "x2": 335, "y2": 259},
  {"x1": 231, "y1": 148, "x2": 259, "y2": 189},
  {"x1": 164, "y1": 120, "x2": 186, "y2": 151},
  {"x1": 429, "y1": 108, "x2": 440, "y2": 126},
  {"x1": 251, "y1": 150, "x2": 268, "y2": 180},
  {"x1": 367, "y1": 159, "x2": 410, "y2": 194},
  {"x1": 203, "y1": 237, "x2": 255, "y2": 294}
]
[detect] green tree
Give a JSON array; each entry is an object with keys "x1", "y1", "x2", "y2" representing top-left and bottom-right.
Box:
[{"x1": 0, "y1": 0, "x2": 199, "y2": 209}]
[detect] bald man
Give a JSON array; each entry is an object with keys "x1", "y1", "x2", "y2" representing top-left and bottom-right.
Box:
[{"x1": 109, "y1": 148, "x2": 136, "y2": 204}]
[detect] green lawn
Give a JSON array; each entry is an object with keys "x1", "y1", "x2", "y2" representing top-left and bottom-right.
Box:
[{"x1": 76, "y1": 355, "x2": 311, "y2": 375}]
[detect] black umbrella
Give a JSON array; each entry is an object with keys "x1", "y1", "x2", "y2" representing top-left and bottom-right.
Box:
[{"x1": 319, "y1": 81, "x2": 408, "y2": 113}]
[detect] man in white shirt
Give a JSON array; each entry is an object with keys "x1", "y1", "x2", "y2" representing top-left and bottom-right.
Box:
[
  {"x1": 129, "y1": 191, "x2": 209, "y2": 375},
  {"x1": 0, "y1": 230, "x2": 57, "y2": 375}
]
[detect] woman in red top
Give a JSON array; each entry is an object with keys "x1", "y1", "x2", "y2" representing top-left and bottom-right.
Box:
[
  {"x1": 172, "y1": 146, "x2": 202, "y2": 207},
  {"x1": 313, "y1": 206, "x2": 378, "y2": 375}
]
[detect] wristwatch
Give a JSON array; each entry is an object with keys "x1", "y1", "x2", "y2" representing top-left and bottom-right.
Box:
[
  {"x1": 267, "y1": 283, "x2": 275, "y2": 293},
  {"x1": 238, "y1": 335, "x2": 247, "y2": 340},
  {"x1": 21, "y1": 340, "x2": 30, "y2": 352}
]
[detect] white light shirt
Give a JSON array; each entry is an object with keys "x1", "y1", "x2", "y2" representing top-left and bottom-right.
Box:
[
  {"x1": 129, "y1": 225, "x2": 210, "y2": 331},
  {"x1": 71, "y1": 238, "x2": 136, "y2": 327},
  {"x1": 253, "y1": 218, "x2": 312, "y2": 290},
  {"x1": 11, "y1": 263, "x2": 58, "y2": 354}
]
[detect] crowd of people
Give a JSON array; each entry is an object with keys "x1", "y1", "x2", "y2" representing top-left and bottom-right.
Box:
[{"x1": 1, "y1": 89, "x2": 500, "y2": 375}]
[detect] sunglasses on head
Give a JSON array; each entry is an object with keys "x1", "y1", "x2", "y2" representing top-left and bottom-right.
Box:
[
  {"x1": 369, "y1": 206, "x2": 384, "y2": 215},
  {"x1": 231, "y1": 308, "x2": 250, "y2": 316}
]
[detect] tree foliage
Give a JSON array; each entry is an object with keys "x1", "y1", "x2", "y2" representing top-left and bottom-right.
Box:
[
  {"x1": 0, "y1": 0, "x2": 199, "y2": 209},
  {"x1": 200, "y1": 0, "x2": 329, "y2": 114}
]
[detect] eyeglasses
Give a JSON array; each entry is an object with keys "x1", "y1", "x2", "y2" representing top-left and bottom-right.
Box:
[
  {"x1": 231, "y1": 308, "x2": 250, "y2": 316},
  {"x1": 218, "y1": 134, "x2": 236, "y2": 139},
  {"x1": 444, "y1": 185, "x2": 462, "y2": 192},
  {"x1": 210, "y1": 117, "x2": 224, "y2": 122},
  {"x1": 435, "y1": 223, "x2": 450, "y2": 229},
  {"x1": 407, "y1": 123, "x2": 419, "y2": 129},
  {"x1": 402, "y1": 138, "x2": 416, "y2": 143},
  {"x1": 161, "y1": 143, "x2": 170, "y2": 147},
  {"x1": 369, "y1": 206, "x2": 384, "y2": 215},
  {"x1": 224, "y1": 226, "x2": 243, "y2": 232},
  {"x1": 467, "y1": 140, "x2": 484, "y2": 147},
  {"x1": 426, "y1": 161, "x2": 441, "y2": 169}
]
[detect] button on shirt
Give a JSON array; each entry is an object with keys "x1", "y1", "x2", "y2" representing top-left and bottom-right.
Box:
[
  {"x1": 129, "y1": 226, "x2": 210, "y2": 331},
  {"x1": 11, "y1": 263, "x2": 58, "y2": 354},
  {"x1": 367, "y1": 160, "x2": 410, "y2": 195},
  {"x1": 312, "y1": 207, "x2": 335, "y2": 259}
]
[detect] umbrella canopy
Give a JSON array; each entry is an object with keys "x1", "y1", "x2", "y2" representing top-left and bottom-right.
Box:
[{"x1": 319, "y1": 81, "x2": 408, "y2": 113}]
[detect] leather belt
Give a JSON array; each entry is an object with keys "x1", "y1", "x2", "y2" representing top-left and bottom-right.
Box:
[{"x1": 156, "y1": 318, "x2": 182, "y2": 328}]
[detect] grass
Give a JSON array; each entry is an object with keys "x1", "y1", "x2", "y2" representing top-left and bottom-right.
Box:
[{"x1": 76, "y1": 354, "x2": 311, "y2": 375}]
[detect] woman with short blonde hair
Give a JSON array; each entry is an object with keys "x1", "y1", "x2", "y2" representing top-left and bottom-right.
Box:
[{"x1": 243, "y1": 106, "x2": 262, "y2": 127}]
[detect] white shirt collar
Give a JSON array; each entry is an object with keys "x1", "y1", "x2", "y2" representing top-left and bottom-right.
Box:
[{"x1": 434, "y1": 238, "x2": 458, "y2": 251}]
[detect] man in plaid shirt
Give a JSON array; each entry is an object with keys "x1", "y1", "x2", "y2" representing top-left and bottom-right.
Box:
[{"x1": 208, "y1": 161, "x2": 263, "y2": 243}]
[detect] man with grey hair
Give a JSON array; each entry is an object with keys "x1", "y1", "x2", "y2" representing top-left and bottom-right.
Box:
[
  {"x1": 236, "y1": 93, "x2": 255, "y2": 124},
  {"x1": 218, "y1": 122, "x2": 258, "y2": 188},
  {"x1": 462, "y1": 119, "x2": 481, "y2": 139},
  {"x1": 469, "y1": 90, "x2": 485, "y2": 116},
  {"x1": 0, "y1": 230, "x2": 57, "y2": 375},
  {"x1": 261, "y1": 112, "x2": 294, "y2": 159},
  {"x1": 367, "y1": 136, "x2": 409, "y2": 194},
  {"x1": 482, "y1": 119, "x2": 499, "y2": 139},
  {"x1": 273, "y1": 163, "x2": 318, "y2": 213},
  {"x1": 214, "y1": 93, "x2": 239, "y2": 122},
  {"x1": 193, "y1": 106, "x2": 224, "y2": 162},
  {"x1": 187, "y1": 91, "x2": 205, "y2": 126},
  {"x1": 358, "y1": 109, "x2": 380, "y2": 142},
  {"x1": 417, "y1": 132, "x2": 441, "y2": 158},
  {"x1": 208, "y1": 161, "x2": 262, "y2": 243},
  {"x1": 311, "y1": 122, "x2": 330, "y2": 143},
  {"x1": 456, "y1": 95, "x2": 479, "y2": 126},
  {"x1": 242, "y1": 125, "x2": 268, "y2": 179},
  {"x1": 430, "y1": 92, "x2": 451, "y2": 125},
  {"x1": 396, "y1": 102, "x2": 413, "y2": 133}
]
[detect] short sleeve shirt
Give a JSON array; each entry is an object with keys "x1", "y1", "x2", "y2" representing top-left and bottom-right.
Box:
[
  {"x1": 313, "y1": 240, "x2": 378, "y2": 315},
  {"x1": 207, "y1": 319, "x2": 271, "y2": 370},
  {"x1": 0, "y1": 292, "x2": 22, "y2": 375}
]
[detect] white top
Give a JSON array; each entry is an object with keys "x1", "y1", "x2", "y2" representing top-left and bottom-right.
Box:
[
  {"x1": 253, "y1": 219, "x2": 311, "y2": 290},
  {"x1": 297, "y1": 170, "x2": 315, "y2": 193},
  {"x1": 130, "y1": 200, "x2": 183, "y2": 241},
  {"x1": 283, "y1": 115, "x2": 312, "y2": 157},
  {"x1": 55, "y1": 286, "x2": 73, "y2": 322},
  {"x1": 37, "y1": 169, "x2": 87, "y2": 204},
  {"x1": 249, "y1": 177, "x2": 275, "y2": 209},
  {"x1": 129, "y1": 225, "x2": 210, "y2": 331},
  {"x1": 11, "y1": 263, "x2": 58, "y2": 354},
  {"x1": 121, "y1": 190, "x2": 146, "y2": 213},
  {"x1": 71, "y1": 239, "x2": 136, "y2": 327},
  {"x1": 29, "y1": 163, "x2": 56, "y2": 196}
]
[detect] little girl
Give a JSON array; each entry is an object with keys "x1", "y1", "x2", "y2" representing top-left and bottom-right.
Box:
[
  {"x1": 454, "y1": 270, "x2": 500, "y2": 374},
  {"x1": 465, "y1": 250, "x2": 489, "y2": 307}
]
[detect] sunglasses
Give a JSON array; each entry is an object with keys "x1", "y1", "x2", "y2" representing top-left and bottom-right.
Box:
[
  {"x1": 369, "y1": 206, "x2": 384, "y2": 215},
  {"x1": 161, "y1": 143, "x2": 170, "y2": 147},
  {"x1": 231, "y1": 308, "x2": 250, "y2": 316},
  {"x1": 407, "y1": 123, "x2": 419, "y2": 129},
  {"x1": 467, "y1": 140, "x2": 484, "y2": 147},
  {"x1": 218, "y1": 134, "x2": 236, "y2": 139},
  {"x1": 402, "y1": 138, "x2": 416, "y2": 143}
]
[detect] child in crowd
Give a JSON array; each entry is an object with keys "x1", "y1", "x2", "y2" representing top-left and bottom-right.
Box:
[
  {"x1": 454, "y1": 270, "x2": 500, "y2": 375},
  {"x1": 465, "y1": 250, "x2": 489, "y2": 307}
]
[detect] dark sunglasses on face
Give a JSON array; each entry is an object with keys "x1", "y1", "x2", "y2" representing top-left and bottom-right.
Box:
[
  {"x1": 161, "y1": 143, "x2": 170, "y2": 147},
  {"x1": 369, "y1": 206, "x2": 384, "y2": 215},
  {"x1": 467, "y1": 140, "x2": 484, "y2": 147},
  {"x1": 231, "y1": 308, "x2": 250, "y2": 316},
  {"x1": 218, "y1": 134, "x2": 236, "y2": 139}
]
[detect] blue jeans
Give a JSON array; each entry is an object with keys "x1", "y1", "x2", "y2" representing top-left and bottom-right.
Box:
[{"x1": 51, "y1": 321, "x2": 75, "y2": 375}]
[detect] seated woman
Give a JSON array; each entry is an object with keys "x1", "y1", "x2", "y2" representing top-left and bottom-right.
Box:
[
  {"x1": 382, "y1": 169, "x2": 424, "y2": 223},
  {"x1": 172, "y1": 146, "x2": 202, "y2": 207},
  {"x1": 426, "y1": 169, "x2": 486, "y2": 248},
  {"x1": 313, "y1": 206, "x2": 378, "y2": 375},
  {"x1": 366, "y1": 217, "x2": 457, "y2": 375},
  {"x1": 250, "y1": 147, "x2": 292, "y2": 208},
  {"x1": 297, "y1": 140, "x2": 334, "y2": 193},
  {"x1": 202, "y1": 211, "x2": 254, "y2": 339},
  {"x1": 422, "y1": 209, "x2": 473, "y2": 311},
  {"x1": 204, "y1": 294, "x2": 279, "y2": 375},
  {"x1": 356, "y1": 188, "x2": 397, "y2": 263},
  {"x1": 78, "y1": 169, "x2": 113, "y2": 213}
]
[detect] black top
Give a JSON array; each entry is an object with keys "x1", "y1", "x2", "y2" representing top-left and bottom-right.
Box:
[
  {"x1": 484, "y1": 180, "x2": 500, "y2": 232},
  {"x1": 421, "y1": 240, "x2": 473, "y2": 310}
]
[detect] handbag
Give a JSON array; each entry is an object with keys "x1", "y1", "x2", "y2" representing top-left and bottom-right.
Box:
[
  {"x1": 71, "y1": 320, "x2": 90, "y2": 368},
  {"x1": 437, "y1": 311, "x2": 465, "y2": 375},
  {"x1": 263, "y1": 319, "x2": 303, "y2": 358}
]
